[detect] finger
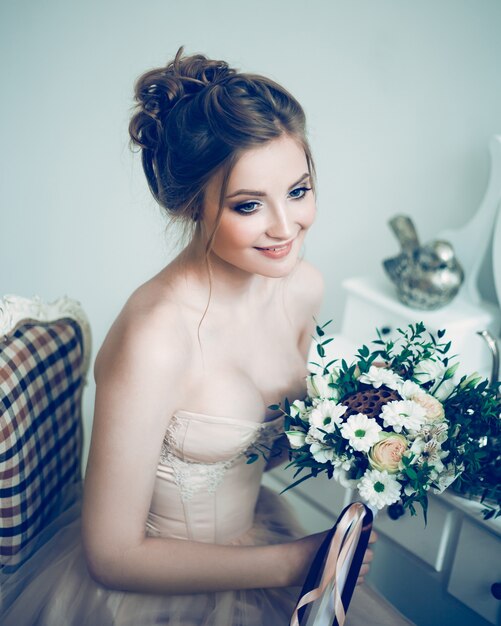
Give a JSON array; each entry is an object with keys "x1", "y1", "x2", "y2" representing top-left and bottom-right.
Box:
[
  {"x1": 363, "y1": 548, "x2": 374, "y2": 564},
  {"x1": 356, "y1": 576, "x2": 364, "y2": 585},
  {"x1": 369, "y1": 530, "x2": 378, "y2": 543},
  {"x1": 359, "y1": 564, "x2": 370, "y2": 578}
]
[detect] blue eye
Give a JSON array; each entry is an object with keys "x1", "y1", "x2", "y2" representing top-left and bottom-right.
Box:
[
  {"x1": 289, "y1": 186, "x2": 312, "y2": 199},
  {"x1": 233, "y1": 201, "x2": 261, "y2": 215}
]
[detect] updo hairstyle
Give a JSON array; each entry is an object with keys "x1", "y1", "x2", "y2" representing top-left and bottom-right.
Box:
[{"x1": 129, "y1": 46, "x2": 315, "y2": 238}]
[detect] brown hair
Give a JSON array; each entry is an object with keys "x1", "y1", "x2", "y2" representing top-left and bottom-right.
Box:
[{"x1": 129, "y1": 46, "x2": 315, "y2": 245}]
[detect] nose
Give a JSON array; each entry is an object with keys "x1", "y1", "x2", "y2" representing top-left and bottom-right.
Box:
[{"x1": 266, "y1": 204, "x2": 293, "y2": 240}]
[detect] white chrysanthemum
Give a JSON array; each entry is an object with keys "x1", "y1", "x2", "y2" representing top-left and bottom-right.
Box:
[
  {"x1": 358, "y1": 469, "x2": 402, "y2": 510},
  {"x1": 309, "y1": 400, "x2": 347, "y2": 434},
  {"x1": 380, "y1": 400, "x2": 427, "y2": 433},
  {"x1": 358, "y1": 365, "x2": 403, "y2": 391},
  {"x1": 306, "y1": 371, "x2": 340, "y2": 400},
  {"x1": 340, "y1": 413, "x2": 382, "y2": 452}
]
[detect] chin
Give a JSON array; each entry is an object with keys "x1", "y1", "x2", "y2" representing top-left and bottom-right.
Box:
[{"x1": 253, "y1": 257, "x2": 301, "y2": 279}]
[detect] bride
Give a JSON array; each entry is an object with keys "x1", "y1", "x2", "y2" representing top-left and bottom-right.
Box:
[{"x1": 1, "y1": 47, "x2": 412, "y2": 625}]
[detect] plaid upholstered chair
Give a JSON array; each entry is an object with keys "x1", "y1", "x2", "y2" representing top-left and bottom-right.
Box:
[{"x1": 0, "y1": 295, "x2": 91, "y2": 570}]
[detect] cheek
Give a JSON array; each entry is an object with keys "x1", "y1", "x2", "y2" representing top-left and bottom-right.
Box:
[
  {"x1": 213, "y1": 216, "x2": 260, "y2": 250},
  {"x1": 299, "y1": 201, "x2": 317, "y2": 229}
]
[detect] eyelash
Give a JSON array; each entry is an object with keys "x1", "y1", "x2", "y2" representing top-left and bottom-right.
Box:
[{"x1": 233, "y1": 186, "x2": 312, "y2": 215}]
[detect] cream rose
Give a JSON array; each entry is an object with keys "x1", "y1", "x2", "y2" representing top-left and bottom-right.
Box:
[
  {"x1": 368, "y1": 432, "x2": 408, "y2": 473},
  {"x1": 411, "y1": 392, "x2": 445, "y2": 422}
]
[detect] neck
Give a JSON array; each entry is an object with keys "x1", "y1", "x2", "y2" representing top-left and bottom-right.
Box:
[{"x1": 178, "y1": 235, "x2": 271, "y2": 307}]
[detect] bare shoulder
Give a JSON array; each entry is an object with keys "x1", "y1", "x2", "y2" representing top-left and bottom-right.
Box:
[
  {"x1": 94, "y1": 277, "x2": 190, "y2": 386},
  {"x1": 286, "y1": 258, "x2": 324, "y2": 315},
  {"x1": 283, "y1": 260, "x2": 324, "y2": 359}
]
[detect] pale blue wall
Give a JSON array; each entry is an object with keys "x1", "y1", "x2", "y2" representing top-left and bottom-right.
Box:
[{"x1": 1, "y1": 0, "x2": 501, "y2": 463}]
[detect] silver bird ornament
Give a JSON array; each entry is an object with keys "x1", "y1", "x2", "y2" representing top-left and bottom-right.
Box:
[{"x1": 383, "y1": 215, "x2": 465, "y2": 310}]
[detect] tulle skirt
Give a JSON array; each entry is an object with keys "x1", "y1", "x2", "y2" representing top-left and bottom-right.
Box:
[
  {"x1": 1, "y1": 484, "x2": 301, "y2": 626},
  {"x1": 0, "y1": 484, "x2": 412, "y2": 626}
]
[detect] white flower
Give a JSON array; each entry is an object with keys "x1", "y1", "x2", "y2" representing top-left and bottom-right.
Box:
[
  {"x1": 433, "y1": 464, "x2": 462, "y2": 494},
  {"x1": 306, "y1": 371, "x2": 340, "y2": 400},
  {"x1": 340, "y1": 413, "x2": 382, "y2": 452},
  {"x1": 410, "y1": 437, "x2": 448, "y2": 473},
  {"x1": 431, "y1": 378, "x2": 455, "y2": 401},
  {"x1": 289, "y1": 399, "x2": 307, "y2": 419},
  {"x1": 380, "y1": 400, "x2": 427, "y2": 433},
  {"x1": 306, "y1": 424, "x2": 328, "y2": 444},
  {"x1": 309, "y1": 441, "x2": 336, "y2": 464},
  {"x1": 358, "y1": 469, "x2": 402, "y2": 510},
  {"x1": 419, "y1": 422, "x2": 449, "y2": 445},
  {"x1": 332, "y1": 456, "x2": 353, "y2": 471},
  {"x1": 333, "y1": 466, "x2": 359, "y2": 488},
  {"x1": 309, "y1": 400, "x2": 347, "y2": 434},
  {"x1": 398, "y1": 379, "x2": 423, "y2": 400},
  {"x1": 285, "y1": 430, "x2": 307, "y2": 449},
  {"x1": 410, "y1": 392, "x2": 445, "y2": 422},
  {"x1": 358, "y1": 365, "x2": 403, "y2": 391},
  {"x1": 413, "y1": 358, "x2": 445, "y2": 384}
]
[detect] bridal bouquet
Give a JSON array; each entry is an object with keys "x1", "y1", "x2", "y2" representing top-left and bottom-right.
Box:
[{"x1": 270, "y1": 322, "x2": 500, "y2": 521}]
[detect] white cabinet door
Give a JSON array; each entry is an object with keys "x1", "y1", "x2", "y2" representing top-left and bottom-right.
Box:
[{"x1": 448, "y1": 518, "x2": 501, "y2": 624}]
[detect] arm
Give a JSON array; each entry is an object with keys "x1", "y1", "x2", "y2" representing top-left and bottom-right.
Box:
[{"x1": 82, "y1": 293, "x2": 324, "y2": 594}]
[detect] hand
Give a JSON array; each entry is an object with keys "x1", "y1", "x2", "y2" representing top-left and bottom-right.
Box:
[
  {"x1": 285, "y1": 530, "x2": 330, "y2": 587},
  {"x1": 357, "y1": 529, "x2": 377, "y2": 585}
]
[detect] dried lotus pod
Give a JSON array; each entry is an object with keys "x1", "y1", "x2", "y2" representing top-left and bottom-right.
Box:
[{"x1": 341, "y1": 385, "x2": 401, "y2": 422}]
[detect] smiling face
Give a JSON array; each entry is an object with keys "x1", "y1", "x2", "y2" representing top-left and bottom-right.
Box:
[{"x1": 200, "y1": 134, "x2": 316, "y2": 279}]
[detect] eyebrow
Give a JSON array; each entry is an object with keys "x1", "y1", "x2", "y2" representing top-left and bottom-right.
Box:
[{"x1": 225, "y1": 173, "x2": 311, "y2": 199}]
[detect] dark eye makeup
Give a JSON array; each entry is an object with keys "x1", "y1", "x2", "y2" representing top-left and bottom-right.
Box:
[{"x1": 233, "y1": 186, "x2": 312, "y2": 215}]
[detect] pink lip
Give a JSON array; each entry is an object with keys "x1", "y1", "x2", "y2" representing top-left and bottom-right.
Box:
[{"x1": 255, "y1": 239, "x2": 294, "y2": 259}]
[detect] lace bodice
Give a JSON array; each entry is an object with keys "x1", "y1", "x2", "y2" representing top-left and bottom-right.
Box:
[{"x1": 146, "y1": 410, "x2": 285, "y2": 544}]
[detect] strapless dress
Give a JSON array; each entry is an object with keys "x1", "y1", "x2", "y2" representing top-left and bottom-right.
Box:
[{"x1": 0, "y1": 410, "x2": 412, "y2": 625}]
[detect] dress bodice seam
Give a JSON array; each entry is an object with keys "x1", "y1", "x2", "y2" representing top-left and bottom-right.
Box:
[{"x1": 172, "y1": 408, "x2": 283, "y2": 429}]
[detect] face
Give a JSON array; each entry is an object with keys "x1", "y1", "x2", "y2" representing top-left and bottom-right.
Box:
[{"x1": 201, "y1": 134, "x2": 316, "y2": 279}]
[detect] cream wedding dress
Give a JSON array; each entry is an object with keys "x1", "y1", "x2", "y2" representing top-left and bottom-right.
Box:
[{"x1": 0, "y1": 410, "x2": 412, "y2": 625}]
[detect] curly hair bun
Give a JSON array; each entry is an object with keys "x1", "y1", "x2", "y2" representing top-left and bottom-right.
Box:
[
  {"x1": 129, "y1": 46, "x2": 312, "y2": 221},
  {"x1": 130, "y1": 46, "x2": 235, "y2": 150}
]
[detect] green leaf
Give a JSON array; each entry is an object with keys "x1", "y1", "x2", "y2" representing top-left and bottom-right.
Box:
[
  {"x1": 316, "y1": 325, "x2": 325, "y2": 337},
  {"x1": 280, "y1": 471, "x2": 316, "y2": 493},
  {"x1": 406, "y1": 466, "x2": 418, "y2": 480},
  {"x1": 246, "y1": 454, "x2": 259, "y2": 464}
]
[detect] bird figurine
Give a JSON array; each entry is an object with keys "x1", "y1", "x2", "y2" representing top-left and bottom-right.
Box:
[{"x1": 383, "y1": 215, "x2": 465, "y2": 310}]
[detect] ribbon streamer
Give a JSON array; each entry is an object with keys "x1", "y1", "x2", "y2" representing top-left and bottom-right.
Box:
[{"x1": 290, "y1": 502, "x2": 373, "y2": 626}]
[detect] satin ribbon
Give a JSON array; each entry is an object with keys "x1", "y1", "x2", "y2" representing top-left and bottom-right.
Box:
[{"x1": 290, "y1": 502, "x2": 372, "y2": 626}]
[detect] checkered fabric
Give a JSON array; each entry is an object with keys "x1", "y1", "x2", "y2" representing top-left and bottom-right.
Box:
[{"x1": 0, "y1": 319, "x2": 85, "y2": 566}]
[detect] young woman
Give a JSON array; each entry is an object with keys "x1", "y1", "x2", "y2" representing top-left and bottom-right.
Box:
[{"x1": 1, "y1": 48, "x2": 412, "y2": 625}]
